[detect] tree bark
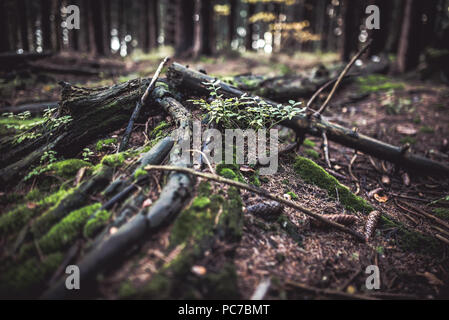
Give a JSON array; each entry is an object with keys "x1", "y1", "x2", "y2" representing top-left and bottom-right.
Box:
[
  {"x1": 340, "y1": 0, "x2": 362, "y2": 61},
  {"x1": 90, "y1": 0, "x2": 105, "y2": 55},
  {"x1": 228, "y1": 0, "x2": 237, "y2": 47},
  {"x1": 41, "y1": 0, "x2": 53, "y2": 51},
  {"x1": 0, "y1": 0, "x2": 12, "y2": 53},
  {"x1": 17, "y1": 0, "x2": 30, "y2": 52},
  {"x1": 396, "y1": 0, "x2": 423, "y2": 73},
  {"x1": 175, "y1": 0, "x2": 195, "y2": 56},
  {"x1": 245, "y1": 3, "x2": 255, "y2": 51}
]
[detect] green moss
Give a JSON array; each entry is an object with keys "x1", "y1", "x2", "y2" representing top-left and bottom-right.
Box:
[
  {"x1": 95, "y1": 138, "x2": 117, "y2": 151},
  {"x1": 356, "y1": 74, "x2": 405, "y2": 94},
  {"x1": 101, "y1": 153, "x2": 125, "y2": 167},
  {"x1": 303, "y1": 139, "x2": 316, "y2": 148},
  {"x1": 304, "y1": 148, "x2": 320, "y2": 160},
  {"x1": 286, "y1": 191, "x2": 298, "y2": 200},
  {"x1": 192, "y1": 197, "x2": 211, "y2": 210},
  {"x1": 419, "y1": 126, "x2": 435, "y2": 134},
  {"x1": 0, "y1": 252, "x2": 63, "y2": 297},
  {"x1": 150, "y1": 121, "x2": 170, "y2": 139},
  {"x1": 137, "y1": 183, "x2": 242, "y2": 299},
  {"x1": 25, "y1": 189, "x2": 41, "y2": 202},
  {"x1": 37, "y1": 203, "x2": 102, "y2": 254},
  {"x1": 0, "y1": 188, "x2": 69, "y2": 236},
  {"x1": 293, "y1": 156, "x2": 372, "y2": 213},
  {"x1": 118, "y1": 281, "x2": 138, "y2": 299},
  {"x1": 83, "y1": 209, "x2": 111, "y2": 238},
  {"x1": 398, "y1": 229, "x2": 442, "y2": 256},
  {"x1": 47, "y1": 159, "x2": 91, "y2": 178},
  {"x1": 216, "y1": 163, "x2": 245, "y2": 183},
  {"x1": 400, "y1": 137, "x2": 417, "y2": 145},
  {"x1": 218, "y1": 168, "x2": 237, "y2": 180},
  {"x1": 250, "y1": 170, "x2": 261, "y2": 187},
  {"x1": 134, "y1": 168, "x2": 147, "y2": 180}
]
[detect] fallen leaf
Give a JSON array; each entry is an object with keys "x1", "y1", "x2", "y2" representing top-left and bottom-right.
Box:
[
  {"x1": 396, "y1": 124, "x2": 417, "y2": 135},
  {"x1": 418, "y1": 272, "x2": 444, "y2": 286},
  {"x1": 374, "y1": 193, "x2": 388, "y2": 203},
  {"x1": 346, "y1": 285, "x2": 356, "y2": 294},
  {"x1": 191, "y1": 265, "x2": 207, "y2": 276},
  {"x1": 109, "y1": 227, "x2": 118, "y2": 235},
  {"x1": 283, "y1": 193, "x2": 292, "y2": 201},
  {"x1": 368, "y1": 187, "x2": 383, "y2": 199},
  {"x1": 381, "y1": 175, "x2": 391, "y2": 185}
]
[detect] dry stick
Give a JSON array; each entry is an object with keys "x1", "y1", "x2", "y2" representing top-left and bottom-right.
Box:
[
  {"x1": 119, "y1": 57, "x2": 170, "y2": 152},
  {"x1": 321, "y1": 131, "x2": 331, "y2": 168},
  {"x1": 145, "y1": 165, "x2": 366, "y2": 242},
  {"x1": 314, "y1": 39, "x2": 373, "y2": 116},
  {"x1": 398, "y1": 200, "x2": 449, "y2": 230}
]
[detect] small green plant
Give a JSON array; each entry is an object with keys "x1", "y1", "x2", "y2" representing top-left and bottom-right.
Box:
[
  {"x1": 190, "y1": 80, "x2": 305, "y2": 130},
  {"x1": 24, "y1": 150, "x2": 59, "y2": 181},
  {"x1": 82, "y1": 148, "x2": 94, "y2": 161}
]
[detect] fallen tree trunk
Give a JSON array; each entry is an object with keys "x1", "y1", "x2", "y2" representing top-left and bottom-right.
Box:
[
  {"x1": 167, "y1": 62, "x2": 449, "y2": 176},
  {"x1": 0, "y1": 78, "x2": 154, "y2": 187},
  {"x1": 42, "y1": 88, "x2": 194, "y2": 299},
  {"x1": 226, "y1": 55, "x2": 389, "y2": 102}
]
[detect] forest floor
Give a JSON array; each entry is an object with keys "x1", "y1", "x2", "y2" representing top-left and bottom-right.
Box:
[{"x1": 0, "y1": 49, "x2": 448, "y2": 299}]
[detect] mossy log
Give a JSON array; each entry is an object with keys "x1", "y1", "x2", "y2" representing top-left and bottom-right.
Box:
[
  {"x1": 167, "y1": 62, "x2": 449, "y2": 176},
  {"x1": 223, "y1": 56, "x2": 389, "y2": 102},
  {"x1": 42, "y1": 92, "x2": 194, "y2": 299},
  {"x1": 0, "y1": 78, "x2": 155, "y2": 187}
]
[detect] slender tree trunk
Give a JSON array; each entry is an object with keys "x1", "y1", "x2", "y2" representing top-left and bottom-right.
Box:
[
  {"x1": 90, "y1": 0, "x2": 105, "y2": 55},
  {"x1": 53, "y1": 0, "x2": 63, "y2": 51},
  {"x1": 0, "y1": 0, "x2": 12, "y2": 53},
  {"x1": 17, "y1": 0, "x2": 30, "y2": 52},
  {"x1": 369, "y1": 0, "x2": 392, "y2": 56},
  {"x1": 41, "y1": 0, "x2": 53, "y2": 51},
  {"x1": 104, "y1": 0, "x2": 111, "y2": 55},
  {"x1": 164, "y1": 0, "x2": 176, "y2": 46},
  {"x1": 245, "y1": 3, "x2": 255, "y2": 51},
  {"x1": 175, "y1": 0, "x2": 195, "y2": 56},
  {"x1": 227, "y1": 0, "x2": 237, "y2": 47},
  {"x1": 142, "y1": 0, "x2": 151, "y2": 53},
  {"x1": 151, "y1": 0, "x2": 159, "y2": 48},
  {"x1": 340, "y1": 0, "x2": 362, "y2": 61},
  {"x1": 396, "y1": 0, "x2": 424, "y2": 73},
  {"x1": 385, "y1": 0, "x2": 404, "y2": 53}
]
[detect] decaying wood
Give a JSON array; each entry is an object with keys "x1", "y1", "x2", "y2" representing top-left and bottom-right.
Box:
[
  {"x1": 167, "y1": 62, "x2": 449, "y2": 176},
  {"x1": 42, "y1": 91, "x2": 194, "y2": 299},
  {"x1": 119, "y1": 57, "x2": 170, "y2": 152},
  {"x1": 144, "y1": 165, "x2": 366, "y2": 242}
]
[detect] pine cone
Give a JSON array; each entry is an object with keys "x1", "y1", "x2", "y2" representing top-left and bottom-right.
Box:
[
  {"x1": 311, "y1": 214, "x2": 358, "y2": 228},
  {"x1": 364, "y1": 210, "x2": 382, "y2": 242},
  {"x1": 246, "y1": 201, "x2": 284, "y2": 221}
]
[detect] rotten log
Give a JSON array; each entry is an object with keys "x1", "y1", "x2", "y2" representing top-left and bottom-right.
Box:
[
  {"x1": 41, "y1": 89, "x2": 194, "y2": 299},
  {"x1": 167, "y1": 63, "x2": 449, "y2": 176},
  {"x1": 0, "y1": 78, "x2": 156, "y2": 188}
]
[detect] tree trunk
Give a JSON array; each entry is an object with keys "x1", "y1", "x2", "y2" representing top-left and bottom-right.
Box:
[
  {"x1": 228, "y1": 0, "x2": 237, "y2": 47},
  {"x1": 53, "y1": 0, "x2": 63, "y2": 51},
  {"x1": 104, "y1": 0, "x2": 111, "y2": 55},
  {"x1": 0, "y1": 0, "x2": 12, "y2": 53},
  {"x1": 142, "y1": 0, "x2": 152, "y2": 53},
  {"x1": 151, "y1": 0, "x2": 159, "y2": 48},
  {"x1": 245, "y1": 3, "x2": 255, "y2": 51},
  {"x1": 175, "y1": 0, "x2": 195, "y2": 56},
  {"x1": 164, "y1": 0, "x2": 176, "y2": 46},
  {"x1": 17, "y1": 0, "x2": 30, "y2": 52},
  {"x1": 41, "y1": 0, "x2": 53, "y2": 51},
  {"x1": 340, "y1": 0, "x2": 362, "y2": 61},
  {"x1": 90, "y1": 0, "x2": 105, "y2": 55},
  {"x1": 369, "y1": 0, "x2": 393, "y2": 56},
  {"x1": 395, "y1": 0, "x2": 423, "y2": 73}
]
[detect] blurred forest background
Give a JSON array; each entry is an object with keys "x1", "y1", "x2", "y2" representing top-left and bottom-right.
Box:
[{"x1": 0, "y1": 0, "x2": 448, "y2": 74}]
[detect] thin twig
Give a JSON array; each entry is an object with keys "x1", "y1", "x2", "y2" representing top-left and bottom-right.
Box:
[
  {"x1": 314, "y1": 39, "x2": 372, "y2": 116},
  {"x1": 145, "y1": 165, "x2": 365, "y2": 241},
  {"x1": 321, "y1": 131, "x2": 331, "y2": 168},
  {"x1": 119, "y1": 57, "x2": 170, "y2": 152}
]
